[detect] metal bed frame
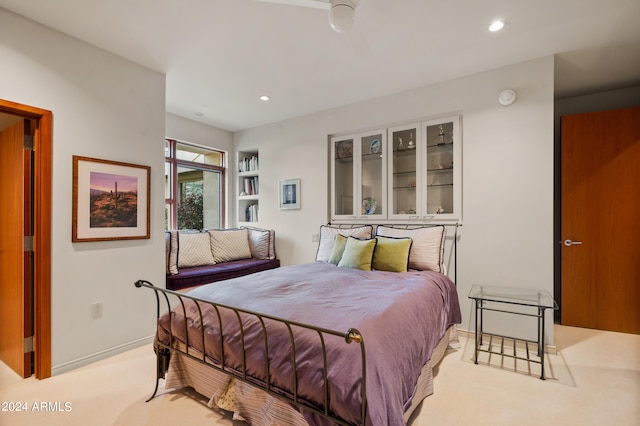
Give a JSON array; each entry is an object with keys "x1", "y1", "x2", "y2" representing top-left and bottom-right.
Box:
[
  {"x1": 135, "y1": 279, "x2": 367, "y2": 426},
  {"x1": 136, "y1": 222, "x2": 459, "y2": 426}
]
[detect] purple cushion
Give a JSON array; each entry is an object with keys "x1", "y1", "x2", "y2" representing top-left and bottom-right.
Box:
[{"x1": 166, "y1": 258, "x2": 280, "y2": 290}]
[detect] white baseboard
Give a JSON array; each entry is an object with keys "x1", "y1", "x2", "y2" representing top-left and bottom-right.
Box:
[
  {"x1": 51, "y1": 335, "x2": 155, "y2": 376},
  {"x1": 456, "y1": 328, "x2": 557, "y2": 355}
]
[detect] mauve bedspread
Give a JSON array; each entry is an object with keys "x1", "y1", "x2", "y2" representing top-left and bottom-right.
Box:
[{"x1": 156, "y1": 261, "x2": 461, "y2": 426}]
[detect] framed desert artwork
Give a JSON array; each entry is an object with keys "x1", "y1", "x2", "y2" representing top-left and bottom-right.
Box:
[{"x1": 72, "y1": 156, "x2": 150, "y2": 242}]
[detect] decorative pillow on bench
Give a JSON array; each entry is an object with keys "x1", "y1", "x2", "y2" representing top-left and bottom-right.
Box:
[
  {"x1": 243, "y1": 226, "x2": 277, "y2": 260},
  {"x1": 177, "y1": 232, "x2": 216, "y2": 268},
  {"x1": 207, "y1": 228, "x2": 252, "y2": 263},
  {"x1": 166, "y1": 229, "x2": 200, "y2": 275}
]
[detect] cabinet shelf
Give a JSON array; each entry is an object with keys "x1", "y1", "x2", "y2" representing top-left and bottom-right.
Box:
[
  {"x1": 362, "y1": 153, "x2": 383, "y2": 161},
  {"x1": 335, "y1": 156, "x2": 354, "y2": 163},
  {"x1": 426, "y1": 167, "x2": 454, "y2": 174},
  {"x1": 393, "y1": 170, "x2": 416, "y2": 176},
  {"x1": 426, "y1": 142, "x2": 454, "y2": 151},
  {"x1": 393, "y1": 148, "x2": 417, "y2": 156}
]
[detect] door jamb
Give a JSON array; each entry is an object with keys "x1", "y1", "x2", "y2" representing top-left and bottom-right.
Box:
[{"x1": 0, "y1": 99, "x2": 52, "y2": 379}]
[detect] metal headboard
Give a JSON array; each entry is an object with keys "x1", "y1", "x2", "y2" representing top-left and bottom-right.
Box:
[{"x1": 326, "y1": 222, "x2": 460, "y2": 285}]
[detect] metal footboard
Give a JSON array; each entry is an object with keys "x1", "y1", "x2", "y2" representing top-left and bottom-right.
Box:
[{"x1": 135, "y1": 279, "x2": 367, "y2": 426}]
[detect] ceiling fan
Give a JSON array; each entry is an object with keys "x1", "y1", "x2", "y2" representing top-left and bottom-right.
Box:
[{"x1": 254, "y1": 0, "x2": 360, "y2": 32}]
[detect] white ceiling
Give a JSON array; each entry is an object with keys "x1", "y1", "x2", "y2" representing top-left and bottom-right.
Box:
[{"x1": 1, "y1": 0, "x2": 639, "y2": 131}]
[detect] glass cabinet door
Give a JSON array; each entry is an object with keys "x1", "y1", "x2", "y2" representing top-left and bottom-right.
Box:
[
  {"x1": 388, "y1": 123, "x2": 421, "y2": 219},
  {"x1": 359, "y1": 131, "x2": 386, "y2": 219},
  {"x1": 423, "y1": 116, "x2": 460, "y2": 218},
  {"x1": 332, "y1": 135, "x2": 355, "y2": 218},
  {"x1": 330, "y1": 115, "x2": 461, "y2": 223}
]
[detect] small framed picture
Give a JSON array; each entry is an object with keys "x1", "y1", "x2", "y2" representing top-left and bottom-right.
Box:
[
  {"x1": 72, "y1": 156, "x2": 150, "y2": 242},
  {"x1": 279, "y1": 178, "x2": 300, "y2": 210}
]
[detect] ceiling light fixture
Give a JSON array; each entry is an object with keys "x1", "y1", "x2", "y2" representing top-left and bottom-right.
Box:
[
  {"x1": 329, "y1": 0, "x2": 358, "y2": 33},
  {"x1": 260, "y1": 95, "x2": 270, "y2": 101},
  {"x1": 489, "y1": 20, "x2": 504, "y2": 32}
]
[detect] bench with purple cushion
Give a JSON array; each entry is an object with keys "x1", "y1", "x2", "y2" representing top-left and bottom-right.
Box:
[{"x1": 166, "y1": 227, "x2": 279, "y2": 291}]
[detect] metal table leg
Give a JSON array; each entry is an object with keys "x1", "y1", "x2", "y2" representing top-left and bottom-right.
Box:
[
  {"x1": 539, "y1": 306, "x2": 546, "y2": 380},
  {"x1": 474, "y1": 299, "x2": 479, "y2": 364}
]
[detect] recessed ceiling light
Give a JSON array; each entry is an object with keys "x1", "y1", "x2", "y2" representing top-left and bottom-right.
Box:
[
  {"x1": 195, "y1": 111, "x2": 203, "y2": 117},
  {"x1": 260, "y1": 95, "x2": 270, "y2": 101},
  {"x1": 489, "y1": 20, "x2": 504, "y2": 32}
]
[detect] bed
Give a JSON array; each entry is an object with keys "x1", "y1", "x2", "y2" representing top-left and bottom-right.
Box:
[{"x1": 137, "y1": 224, "x2": 461, "y2": 426}]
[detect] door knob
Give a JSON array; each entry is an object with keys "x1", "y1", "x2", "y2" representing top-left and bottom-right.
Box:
[{"x1": 563, "y1": 239, "x2": 583, "y2": 247}]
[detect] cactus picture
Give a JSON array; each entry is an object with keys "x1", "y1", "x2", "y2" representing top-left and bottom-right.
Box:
[
  {"x1": 89, "y1": 171, "x2": 138, "y2": 228},
  {"x1": 73, "y1": 156, "x2": 150, "y2": 242}
]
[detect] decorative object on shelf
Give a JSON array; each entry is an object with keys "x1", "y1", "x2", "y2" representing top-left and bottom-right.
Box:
[
  {"x1": 438, "y1": 125, "x2": 445, "y2": 145},
  {"x1": 408, "y1": 132, "x2": 415, "y2": 149},
  {"x1": 370, "y1": 138, "x2": 380, "y2": 154},
  {"x1": 398, "y1": 137, "x2": 404, "y2": 150},
  {"x1": 362, "y1": 197, "x2": 377, "y2": 215},
  {"x1": 72, "y1": 156, "x2": 150, "y2": 242},
  {"x1": 498, "y1": 89, "x2": 517, "y2": 106},
  {"x1": 336, "y1": 140, "x2": 353, "y2": 159},
  {"x1": 436, "y1": 206, "x2": 445, "y2": 214},
  {"x1": 279, "y1": 178, "x2": 301, "y2": 210}
]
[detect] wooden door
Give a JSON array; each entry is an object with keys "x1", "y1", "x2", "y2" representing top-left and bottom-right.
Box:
[
  {"x1": 0, "y1": 119, "x2": 30, "y2": 377},
  {"x1": 561, "y1": 106, "x2": 640, "y2": 334}
]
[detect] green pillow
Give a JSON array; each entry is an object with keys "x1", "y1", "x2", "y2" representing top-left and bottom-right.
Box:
[
  {"x1": 328, "y1": 234, "x2": 348, "y2": 265},
  {"x1": 372, "y1": 236, "x2": 413, "y2": 272},
  {"x1": 337, "y1": 237, "x2": 377, "y2": 270}
]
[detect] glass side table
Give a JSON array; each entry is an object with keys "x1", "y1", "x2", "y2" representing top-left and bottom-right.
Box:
[{"x1": 468, "y1": 284, "x2": 559, "y2": 380}]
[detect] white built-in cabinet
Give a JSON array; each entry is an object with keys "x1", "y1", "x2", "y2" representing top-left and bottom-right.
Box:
[{"x1": 330, "y1": 115, "x2": 461, "y2": 223}]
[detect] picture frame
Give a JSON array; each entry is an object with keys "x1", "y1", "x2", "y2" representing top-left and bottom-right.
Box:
[
  {"x1": 279, "y1": 178, "x2": 300, "y2": 210},
  {"x1": 72, "y1": 156, "x2": 150, "y2": 242}
]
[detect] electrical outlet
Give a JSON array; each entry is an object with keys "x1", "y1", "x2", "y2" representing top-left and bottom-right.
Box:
[
  {"x1": 91, "y1": 302, "x2": 103, "y2": 319},
  {"x1": 312, "y1": 233, "x2": 320, "y2": 242}
]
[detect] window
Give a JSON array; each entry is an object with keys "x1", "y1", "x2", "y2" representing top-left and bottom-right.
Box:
[{"x1": 165, "y1": 139, "x2": 225, "y2": 230}]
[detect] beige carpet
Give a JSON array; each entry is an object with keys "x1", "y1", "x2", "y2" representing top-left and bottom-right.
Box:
[{"x1": 1, "y1": 325, "x2": 638, "y2": 426}]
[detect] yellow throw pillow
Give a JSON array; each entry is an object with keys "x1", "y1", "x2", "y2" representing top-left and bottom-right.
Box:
[
  {"x1": 372, "y1": 236, "x2": 413, "y2": 272},
  {"x1": 337, "y1": 237, "x2": 377, "y2": 270}
]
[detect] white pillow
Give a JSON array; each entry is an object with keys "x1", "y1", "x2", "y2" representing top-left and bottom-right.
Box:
[
  {"x1": 315, "y1": 225, "x2": 374, "y2": 262},
  {"x1": 376, "y1": 225, "x2": 445, "y2": 272},
  {"x1": 177, "y1": 232, "x2": 216, "y2": 268},
  {"x1": 208, "y1": 228, "x2": 252, "y2": 263}
]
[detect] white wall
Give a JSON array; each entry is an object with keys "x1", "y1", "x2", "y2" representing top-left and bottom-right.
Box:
[
  {"x1": 166, "y1": 112, "x2": 233, "y2": 152},
  {"x1": 234, "y1": 56, "x2": 556, "y2": 343},
  {"x1": 0, "y1": 9, "x2": 166, "y2": 373}
]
